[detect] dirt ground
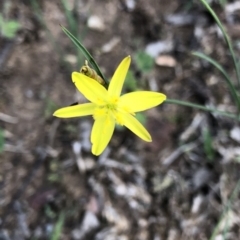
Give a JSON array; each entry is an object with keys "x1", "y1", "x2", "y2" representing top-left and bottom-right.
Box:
[{"x1": 1, "y1": 0, "x2": 240, "y2": 239}]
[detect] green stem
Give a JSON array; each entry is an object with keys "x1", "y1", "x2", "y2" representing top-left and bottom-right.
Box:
[{"x1": 165, "y1": 99, "x2": 239, "y2": 120}]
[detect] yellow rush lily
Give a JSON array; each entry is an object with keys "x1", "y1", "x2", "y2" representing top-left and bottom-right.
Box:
[{"x1": 53, "y1": 56, "x2": 166, "y2": 156}]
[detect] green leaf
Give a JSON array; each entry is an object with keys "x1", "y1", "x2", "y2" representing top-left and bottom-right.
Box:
[
  {"x1": 134, "y1": 51, "x2": 154, "y2": 73},
  {"x1": 1, "y1": 20, "x2": 21, "y2": 39},
  {"x1": 203, "y1": 127, "x2": 215, "y2": 161},
  {"x1": 45, "y1": 99, "x2": 58, "y2": 118},
  {"x1": 124, "y1": 70, "x2": 137, "y2": 91},
  {"x1": 51, "y1": 212, "x2": 65, "y2": 240},
  {"x1": 135, "y1": 112, "x2": 146, "y2": 126}
]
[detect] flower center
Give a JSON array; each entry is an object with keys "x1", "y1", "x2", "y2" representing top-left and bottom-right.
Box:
[
  {"x1": 93, "y1": 96, "x2": 124, "y2": 125},
  {"x1": 105, "y1": 96, "x2": 118, "y2": 109}
]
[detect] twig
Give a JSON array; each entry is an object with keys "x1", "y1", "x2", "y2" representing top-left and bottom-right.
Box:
[{"x1": 0, "y1": 112, "x2": 18, "y2": 124}]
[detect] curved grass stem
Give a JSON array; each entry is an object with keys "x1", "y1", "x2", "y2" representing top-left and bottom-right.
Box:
[
  {"x1": 200, "y1": 0, "x2": 240, "y2": 88},
  {"x1": 165, "y1": 99, "x2": 239, "y2": 121},
  {"x1": 192, "y1": 51, "x2": 240, "y2": 113}
]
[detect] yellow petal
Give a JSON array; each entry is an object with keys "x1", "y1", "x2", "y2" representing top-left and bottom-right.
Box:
[
  {"x1": 53, "y1": 103, "x2": 95, "y2": 118},
  {"x1": 72, "y1": 72, "x2": 108, "y2": 104},
  {"x1": 119, "y1": 91, "x2": 166, "y2": 112},
  {"x1": 120, "y1": 112, "x2": 152, "y2": 142},
  {"x1": 108, "y1": 56, "x2": 131, "y2": 97},
  {"x1": 91, "y1": 115, "x2": 115, "y2": 156}
]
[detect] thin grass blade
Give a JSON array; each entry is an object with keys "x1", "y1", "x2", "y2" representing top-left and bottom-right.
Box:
[
  {"x1": 61, "y1": 26, "x2": 108, "y2": 84},
  {"x1": 61, "y1": 0, "x2": 77, "y2": 35},
  {"x1": 192, "y1": 51, "x2": 240, "y2": 112},
  {"x1": 60, "y1": 1, "x2": 85, "y2": 65},
  {"x1": 51, "y1": 212, "x2": 65, "y2": 240},
  {"x1": 209, "y1": 179, "x2": 240, "y2": 240},
  {"x1": 200, "y1": 0, "x2": 240, "y2": 88},
  {"x1": 0, "y1": 128, "x2": 4, "y2": 153}
]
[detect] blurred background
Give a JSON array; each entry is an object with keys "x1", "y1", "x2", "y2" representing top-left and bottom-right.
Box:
[{"x1": 1, "y1": 0, "x2": 240, "y2": 239}]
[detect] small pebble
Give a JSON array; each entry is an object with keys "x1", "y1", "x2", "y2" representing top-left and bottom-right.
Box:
[{"x1": 87, "y1": 15, "x2": 105, "y2": 31}]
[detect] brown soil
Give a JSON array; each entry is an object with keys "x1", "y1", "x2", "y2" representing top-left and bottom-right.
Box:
[{"x1": 1, "y1": 0, "x2": 240, "y2": 239}]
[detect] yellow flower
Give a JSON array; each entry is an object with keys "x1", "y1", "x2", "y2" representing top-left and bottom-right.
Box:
[{"x1": 53, "y1": 56, "x2": 166, "y2": 156}]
